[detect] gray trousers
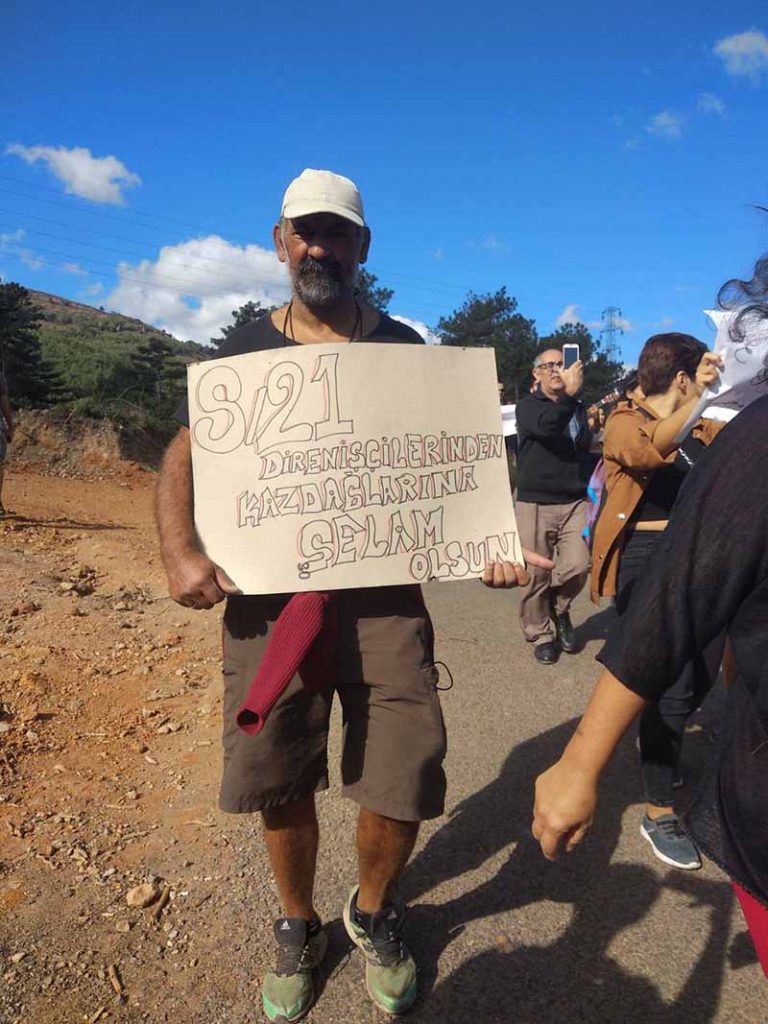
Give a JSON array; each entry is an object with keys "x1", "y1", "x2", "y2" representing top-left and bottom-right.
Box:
[{"x1": 515, "y1": 499, "x2": 590, "y2": 645}]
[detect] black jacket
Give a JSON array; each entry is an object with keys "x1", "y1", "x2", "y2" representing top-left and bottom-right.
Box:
[{"x1": 515, "y1": 388, "x2": 592, "y2": 504}]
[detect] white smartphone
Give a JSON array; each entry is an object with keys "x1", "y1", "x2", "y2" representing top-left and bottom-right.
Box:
[{"x1": 562, "y1": 343, "x2": 580, "y2": 369}]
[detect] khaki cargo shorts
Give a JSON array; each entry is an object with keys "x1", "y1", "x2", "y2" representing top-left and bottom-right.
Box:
[{"x1": 219, "y1": 585, "x2": 447, "y2": 822}]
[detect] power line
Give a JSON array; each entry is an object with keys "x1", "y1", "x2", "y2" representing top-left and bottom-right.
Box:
[
  {"x1": 0, "y1": 173, "x2": 226, "y2": 235},
  {"x1": 0, "y1": 178, "x2": 484, "y2": 297},
  {"x1": 599, "y1": 306, "x2": 624, "y2": 362}
]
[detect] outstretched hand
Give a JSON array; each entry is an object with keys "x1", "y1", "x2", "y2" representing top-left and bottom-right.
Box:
[
  {"x1": 481, "y1": 549, "x2": 555, "y2": 588},
  {"x1": 532, "y1": 759, "x2": 598, "y2": 860}
]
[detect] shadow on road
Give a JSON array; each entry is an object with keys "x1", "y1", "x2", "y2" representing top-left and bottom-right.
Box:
[
  {"x1": 403, "y1": 718, "x2": 734, "y2": 1023},
  {"x1": 575, "y1": 605, "x2": 617, "y2": 647},
  {"x1": 0, "y1": 513, "x2": 128, "y2": 531}
]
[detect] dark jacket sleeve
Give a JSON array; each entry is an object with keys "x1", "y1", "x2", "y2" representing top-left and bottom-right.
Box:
[
  {"x1": 515, "y1": 392, "x2": 580, "y2": 439},
  {"x1": 598, "y1": 398, "x2": 768, "y2": 699}
]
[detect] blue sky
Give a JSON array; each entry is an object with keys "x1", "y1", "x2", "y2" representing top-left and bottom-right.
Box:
[{"x1": 2, "y1": 1, "x2": 767, "y2": 364}]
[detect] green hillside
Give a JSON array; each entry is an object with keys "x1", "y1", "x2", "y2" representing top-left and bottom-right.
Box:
[{"x1": 30, "y1": 289, "x2": 208, "y2": 419}]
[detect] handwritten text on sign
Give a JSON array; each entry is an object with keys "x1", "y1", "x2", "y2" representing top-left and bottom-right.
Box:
[{"x1": 188, "y1": 344, "x2": 522, "y2": 594}]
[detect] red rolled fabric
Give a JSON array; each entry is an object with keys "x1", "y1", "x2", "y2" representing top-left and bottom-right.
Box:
[
  {"x1": 236, "y1": 591, "x2": 337, "y2": 735},
  {"x1": 732, "y1": 882, "x2": 768, "y2": 977}
]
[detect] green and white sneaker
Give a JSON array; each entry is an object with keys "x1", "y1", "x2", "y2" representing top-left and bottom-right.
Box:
[
  {"x1": 262, "y1": 916, "x2": 328, "y2": 1023},
  {"x1": 342, "y1": 887, "x2": 417, "y2": 1015}
]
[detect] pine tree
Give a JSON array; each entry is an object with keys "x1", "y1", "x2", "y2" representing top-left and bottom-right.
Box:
[
  {"x1": 355, "y1": 269, "x2": 394, "y2": 312},
  {"x1": 436, "y1": 288, "x2": 538, "y2": 401},
  {"x1": 130, "y1": 335, "x2": 187, "y2": 408},
  {"x1": 211, "y1": 300, "x2": 276, "y2": 348},
  {"x1": 0, "y1": 283, "x2": 61, "y2": 406}
]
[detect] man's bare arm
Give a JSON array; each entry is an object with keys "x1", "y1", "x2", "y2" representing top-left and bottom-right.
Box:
[{"x1": 155, "y1": 427, "x2": 239, "y2": 609}]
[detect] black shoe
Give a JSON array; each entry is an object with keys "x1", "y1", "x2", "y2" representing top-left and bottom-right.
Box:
[
  {"x1": 534, "y1": 641, "x2": 558, "y2": 665},
  {"x1": 554, "y1": 613, "x2": 578, "y2": 653}
]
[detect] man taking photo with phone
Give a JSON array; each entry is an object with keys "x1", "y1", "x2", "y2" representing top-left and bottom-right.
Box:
[{"x1": 514, "y1": 347, "x2": 592, "y2": 664}]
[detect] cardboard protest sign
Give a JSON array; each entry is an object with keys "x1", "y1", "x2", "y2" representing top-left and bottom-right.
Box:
[
  {"x1": 188, "y1": 344, "x2": 523, "y2": 594},
  {"x1": 676, "y1": 309, "x2": 768, "y2": 440}
]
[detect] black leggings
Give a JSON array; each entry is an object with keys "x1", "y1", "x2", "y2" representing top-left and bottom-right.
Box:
[{"x1": 616, "y1": 530, "x2": 724, "y2": 807}]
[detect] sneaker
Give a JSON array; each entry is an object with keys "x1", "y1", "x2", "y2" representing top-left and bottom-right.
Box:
[
  {"x1": 640, "y1": 814, "x2": 701, "y2": 870},
  {"x1": 554, "y1": 612, "x2": 578, "y2": 653},
  {"x1": 342, "y1": 887, "x2": 417, "y2": 1015},
  {"x1": 262, "y1": 916, "x2": 328, "y2": 1023}
]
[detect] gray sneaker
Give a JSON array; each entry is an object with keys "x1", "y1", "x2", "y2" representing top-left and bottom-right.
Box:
[
  {"x1": 343, "y1": 887, "x2": 417, "y2": 1015},
  {"x1": 640, "y1": 814, "x2": 701, "y2": 870},
  {"x1": 262, "y1": 916, "x2": 328, "y2": 1023}
]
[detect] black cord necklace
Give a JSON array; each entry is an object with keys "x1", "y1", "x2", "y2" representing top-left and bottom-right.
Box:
[{"x1": 282, "y1": 299, "x2": 363, "y2": 346}]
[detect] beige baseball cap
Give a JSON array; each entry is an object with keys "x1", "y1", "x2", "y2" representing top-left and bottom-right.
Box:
[{"x1": 281, "y1": 168, "x2": 365, "y2": 227}]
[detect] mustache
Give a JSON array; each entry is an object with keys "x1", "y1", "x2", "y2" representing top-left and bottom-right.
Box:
[{"x1": 296, "y1": 255, "x2": 344, "y2": 281}]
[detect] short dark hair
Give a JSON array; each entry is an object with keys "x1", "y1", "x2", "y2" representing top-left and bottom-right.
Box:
[
  {"x1": 533, "y1": 344, "x2": 562, "y2": 366},
  {"x1": 637, "y1": 333, "x2": 706, "y2": 397}
]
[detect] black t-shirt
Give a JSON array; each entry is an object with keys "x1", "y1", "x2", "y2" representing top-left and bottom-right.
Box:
[
  {"x1": 630, "y1": 432, "x2": 706, "y2": 521},
  {"x1": 597, "y1": 397, "x2": 768, "y2": 903},
  {"x1": 177, "y1": 310, "x2": 424, "y2": 426}
]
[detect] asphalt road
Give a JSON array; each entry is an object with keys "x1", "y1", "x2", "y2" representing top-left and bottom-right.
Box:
[
  {"x1": 5, "y1": 473, "x2": 765, "y2": 1024},
  {"x1": 295, "y1": 579, "x2": 766, "y2": 1024}
]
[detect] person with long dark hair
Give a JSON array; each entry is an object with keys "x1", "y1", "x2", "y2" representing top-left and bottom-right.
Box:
[{"x1": 532, "y1": 251, "x2": 768, "y2": 974}]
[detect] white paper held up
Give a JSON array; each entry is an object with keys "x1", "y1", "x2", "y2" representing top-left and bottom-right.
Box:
[{"x1": 674, "y1": 308, "x2": 768, "y2": 441}]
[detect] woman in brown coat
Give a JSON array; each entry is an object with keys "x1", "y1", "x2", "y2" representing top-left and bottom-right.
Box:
[{"x1": 591, "y1": 334, "x2": 723, "y2": 870}]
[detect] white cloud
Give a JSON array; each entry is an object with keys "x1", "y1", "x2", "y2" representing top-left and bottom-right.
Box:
[
  {"x1": 613, "y1": 315, "x2": 634, "y2": 331},
  {"x1": 19, "y1": 250, "x2": 45, "y2": 270},
  {"x1": 107, "y1": 235, "x2": 448, "y2": 345},
  {"x1": 698, "y1": 92, "x2": 726, "y2": 115},
  {"x1": 432, "y1": 248, "x2": 444, "y2": 261},
  {"x1": 714, "y1": 30, "x2": 768, "y2": 80},
  {"x1": 659, "y1": 315, "x2": 675, "y2": 328},
  {"x1": 556, "y1": 304, "x2": 583, "y2": 327},
  {"x1": 82, "y1": 282, "x2": 104, "y2": 298},
  {"x1": 482, "y1": 234, "x2": 507, "y2": 251},
  {"x1": 468, "y1": 234, "x2": 509, "y2": 252},
  {"x1": 0, "y1": 228, "x2": 25, "y2": 247},
  {"x1": 646, "y1": 110, "x2": 684, "y2": 139},
  {"x1": 555, "y1": 304, "x2": 602, "y2": 330},
  {"x1": 392, "y1": 315, "x2": 441, "y2": 345},
  {"x1": 6, "y1": 143, "x2": 141, "y2": 205},
  {"x1": 555, "y1": 304, "x2": 634, "y2": 333},
  {"x1": 106, "y1": 234, "x2": 290, "y2": 342},
  {"x1": 61, "y1": 261, "x2": 88, "y2": 276},
  {"x1": 0, "y1": 227, "x2": 44, "y2": 270}
]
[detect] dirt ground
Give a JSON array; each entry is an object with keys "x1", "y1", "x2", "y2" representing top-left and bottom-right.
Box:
[{"x1": 1, "y1": 466, "x2": 765, "y2": 1024}]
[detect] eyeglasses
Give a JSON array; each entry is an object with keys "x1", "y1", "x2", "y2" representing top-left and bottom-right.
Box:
[{"x1": 534, "y1": 361, "x2": 563, "y2": 372}]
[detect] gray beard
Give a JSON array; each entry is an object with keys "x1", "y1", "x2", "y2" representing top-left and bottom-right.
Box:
[{"x1": 291, "y1": 258, "x2": 348, "y2": 308}]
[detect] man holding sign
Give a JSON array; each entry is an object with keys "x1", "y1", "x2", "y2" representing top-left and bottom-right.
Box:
[{"x1": 156, "y1": 169, "x2": 543, "y2": 1021}]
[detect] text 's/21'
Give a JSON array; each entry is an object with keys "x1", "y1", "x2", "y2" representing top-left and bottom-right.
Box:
[{"x1": 191, "y1": 353, "x2": 353, "y2": 455}]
